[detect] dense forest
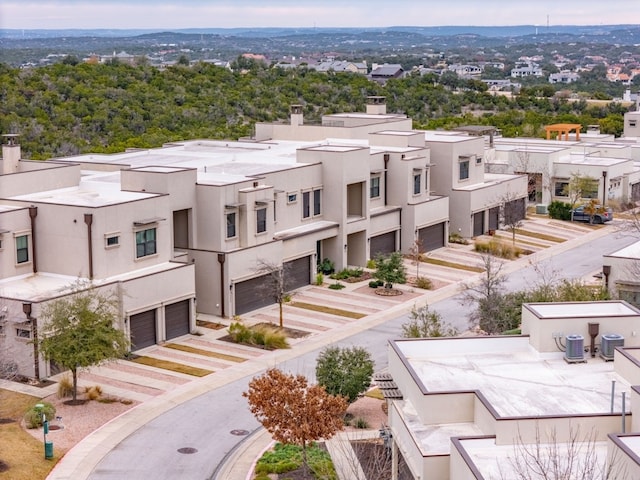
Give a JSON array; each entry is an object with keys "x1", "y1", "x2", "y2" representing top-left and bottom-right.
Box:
[{"x1": 0, "y1": 59, "x2": 632, "y2": 160}]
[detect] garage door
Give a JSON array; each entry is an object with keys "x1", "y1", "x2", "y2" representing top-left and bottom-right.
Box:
[
  {"x1": 234, "y1": 274, "x2": 273, "y2": 315},
  {"x1": 370, "y1": 232, "x2": 396, "y2": 258},
  {"x1": 130, "y1": 310, "x2": 157, "y2": 350},
  {"x1": 284, "y1": 256, "x2": 311, "y2": 291},
  {"x1": 165, "y1": 299, "x2": 190, "y2": 340},
  {"x1": 418, "y1": 222, "x2": 445, "y2": 252},
  {"x1": 632, "y1": 183, "x2": 640, "y2": 201},
  {"x1": 489, "y1": 207, "x2": 500, "y2": 231},
  {"x1": 473, "y1": 211, "x2": 484, "y2": 237},
  {"x1": 504, "y1": 198, "x2": 526, "y2": 223}
]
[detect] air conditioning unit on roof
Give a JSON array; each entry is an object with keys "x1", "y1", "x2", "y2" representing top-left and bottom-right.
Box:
[
  {"x1": 600, "y1": 334, "x2": 624, "y2": 361},
  {"x1": 565, "y1": 334, "x2": 585, "y2": 363}
]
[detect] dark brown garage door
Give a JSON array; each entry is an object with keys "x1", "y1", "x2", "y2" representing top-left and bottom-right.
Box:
[
  {"x1": 165, "y1": 299, "x2": 190, "y2": 340},
  {"x1": 473, "y1": 211, "x2": 484, "y2": 237},
  {"x1": 489, "y1": 207, "x2": 499, "y2": 231},
  {"x1": 234, "y1": 274, "x2": 273, "y2": 315},
  {"x1": 418, "y1": 222, "x2": 445, "y2": 252},
  {"x1": 284, "y1": 256, "x2": 311, "y2": 291},
  {"x1": 370, "y1": 232, "x2": 396, "y2": 258},
  {"x1": 130, "y1": 310, "x2": 156, "y2": 350}
]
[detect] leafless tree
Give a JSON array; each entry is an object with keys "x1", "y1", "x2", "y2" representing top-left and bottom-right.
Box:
[
  {"x1": 499, "y1": 424, "x2": 628, "y2": 480},
  {"x1": 408, "y1": 238, "x2": 424, "y2": 280},
  {"x1": 256, "y1": 259, "x2": 294, "y2": 328},
  {"x1": 461, "y1": 254, "x2": 508, "y2": 334},
  {"x1": 500, "y1": 191, "x2": 526, "y2": 246}
]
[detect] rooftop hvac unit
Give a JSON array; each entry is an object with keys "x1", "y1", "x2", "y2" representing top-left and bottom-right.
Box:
[
  {"x1": 600, "y1": 334, "x2": 624, "y2": 361},
  {"x1": 565, "y1": 334, "x2": 585, "y2": 363}
]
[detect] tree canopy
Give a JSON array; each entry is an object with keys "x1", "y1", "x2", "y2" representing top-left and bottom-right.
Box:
[
  {"x1": 38, "y1": 285, "x2": 129, "y2": 402},
  {"x1": 315, "y1": 346, "x2": 374, "y2": 404}
]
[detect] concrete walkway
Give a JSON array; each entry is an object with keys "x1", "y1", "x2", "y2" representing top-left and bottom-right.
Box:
[{"x1": 32, "y1": 216, "x2": 611, "y2": 480}]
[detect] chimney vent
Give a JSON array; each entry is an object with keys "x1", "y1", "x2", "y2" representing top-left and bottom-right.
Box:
[{"x1": 2, "y1": 134, "x2": 21, "y2": 175}]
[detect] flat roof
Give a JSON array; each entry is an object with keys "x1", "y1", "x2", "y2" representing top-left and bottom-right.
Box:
[
  {"x1": 395, "y1": 336, "x2": 629, "y2": 418},
  {"x1": 605, "y1": 239, "x2": 640, "y2": 260},
  {"x1": 525, "y1": 301, "x2": 640, "y2": 318}
]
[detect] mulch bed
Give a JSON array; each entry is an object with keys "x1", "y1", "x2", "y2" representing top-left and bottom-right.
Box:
[
  {"x1": 196, "y1": 319, "x2": 226, "y2": 330},
  {"x1": 218, "y1": 322, "x2": 310, "y2": 350}
]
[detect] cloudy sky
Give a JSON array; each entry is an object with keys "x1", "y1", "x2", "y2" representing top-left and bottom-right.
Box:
[{"x1": 1, "y1": 1, "x2": 639, "y2": 30}]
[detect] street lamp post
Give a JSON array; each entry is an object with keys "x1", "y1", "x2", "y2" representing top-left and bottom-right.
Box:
[{"x1": 34, "y1": 403, "x2": 53, "y2": 459}]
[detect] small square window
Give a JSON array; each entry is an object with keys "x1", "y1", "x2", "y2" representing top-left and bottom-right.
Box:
[
  {"x1": 630, "y1": 120, "x2": 637, "y2": 127},
  {"x1": 106, "y1": 235, "x2": 120, "y2": 247},
  {"x1": 287, "y1": 193, "x2": 297, "y2": 203},
  {"x1": 16, "y1": 327, "x2": 31, "y2": 339},
  {"x1": 476, "y1": 157, "x2": 482, "y2": 164}
]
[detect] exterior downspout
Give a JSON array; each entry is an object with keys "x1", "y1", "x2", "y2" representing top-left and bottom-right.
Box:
[
  {"x1": 217, "y1": 253, "x2": 226, "y2": 318},
  {"x1": 28, "y1": 206, "x2": 38, "y2": 273},
  {"x1": 84, "y1": 213, "x2": 94, "y2": 279},
  {"x1": 383, "y1": 154, "x2": 390, "y2": 206}
]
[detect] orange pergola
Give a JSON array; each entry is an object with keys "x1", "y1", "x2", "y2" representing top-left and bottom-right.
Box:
[{"x1": 545, "y1": 123, "x2": 582, "y2": 141}]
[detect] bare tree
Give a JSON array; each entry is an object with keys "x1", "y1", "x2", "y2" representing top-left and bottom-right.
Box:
[
  {"x1": 256, "y1": 259, "x2": 294, "y2": 328},
  {"x1": 500, "y1": 424, "x2": 628, "y2": 480},
  {"x1": 564, "y1": 173, "x2": 599, "y2": 215},
  {"x1": 408, "y1": 238, "x2": 424, "y2": 280},
  {"x1": 461, "y1": 254, "x2": 509, "y2": 334},
  {"x1": 402, "y1": 304, "x2": 458, "y2": 338},
  {"x1": 500, "y1": 191, "x2": 526, "y2": 246},
  {"x1": 329, "y1": 432, "x2": 394, "y2": 480}
]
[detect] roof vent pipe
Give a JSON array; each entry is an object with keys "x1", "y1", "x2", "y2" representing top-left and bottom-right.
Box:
[{"x1": 588, "y1": 322, "x2": 599, "y2": 357}]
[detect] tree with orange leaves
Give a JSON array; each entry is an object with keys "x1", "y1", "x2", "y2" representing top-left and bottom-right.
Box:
[{"x1": 243, "y1": 368, "x2": 347, "y2": 476}]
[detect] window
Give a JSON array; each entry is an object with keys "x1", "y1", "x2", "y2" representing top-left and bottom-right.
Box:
[
  {"x1": 630, "y1": 120, "x2": 637, "y2": 127},
  {"x1": 620, "y1": 289, "x2": 640, "y2": 307},
  {"x1": 287, "y1": 193, "x2": 297, "y2": 203},
  {"x1": 413, "y1": 173, "x2": 422, "y2": 195},
  {"x1": 256, "y1": 208, "x2": 267, "y2": 233},
  {"x1": 226, "y1": 212, "x2": 236, "y2": 238},
  {"x1": 135, "y1": 228, "x2": 157, "y2": 258},
  {"x1": 313, "y1": 189, "x2": 321, "y2": 216},
  {"x1": 459, "y1": 160, "x2": 470, "y2": 180},
  {"x1": 16, "y1": 327, "x2": 31, "y2": 339},
  {"x1": 555, "y1": 181, "x2": 569, "y2": 197},
  {"x1": 476, "y1": 157, "x2": 482, "y2": 165},
  {"x1": 424, "y1": 169, "x2": 430, "y2": 193},
  {"x1": 302, "y1": 191, "x2": 310, "y2": 218},
  {"x1": 302, "y1": 189, "x2": 322, "y2": 218},
  {"x1": 370, "y1": 176, "x2": 380, "y2": 198},
  {"x1": 105, "y1": 234, "x2": 120, "y2": 248},
  {"x1": 16, "y1": 235, "x2": 29, "y2": 264},
  {"x1": 583, "y1": 180, "x2": 599, "y2": 199}
]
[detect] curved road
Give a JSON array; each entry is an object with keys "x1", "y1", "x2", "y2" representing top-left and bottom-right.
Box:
[{"x1": 70, "y1": 230, "x2": 635, "y2": 480}]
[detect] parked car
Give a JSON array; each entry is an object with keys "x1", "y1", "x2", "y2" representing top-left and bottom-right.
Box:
[{"x1": 571, "y1": 205, "x2": 613, "y2": 224}]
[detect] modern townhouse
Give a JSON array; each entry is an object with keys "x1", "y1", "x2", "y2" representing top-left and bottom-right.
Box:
[
  {"x1": 0, "y1": 98, "x2": 528, "y2": 379},
  {"x1": 386, "y1": 300, "x2": 640, "y2": 479}
]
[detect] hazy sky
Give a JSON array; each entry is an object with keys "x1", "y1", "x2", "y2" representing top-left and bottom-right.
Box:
[{"x1": 2, "y1": 1, "x2": 639, "y2": 30}]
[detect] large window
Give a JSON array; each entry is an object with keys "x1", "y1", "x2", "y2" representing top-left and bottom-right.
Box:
[
  {"x1": 555, "y1": 181, "x2": 569, "y2": 197},
  {"x1": 256, "y1": 208, "x2": 267, "y2": 233},
  {"x1": 16, "y1": 235, "x2": 29, "y2": 264},
  {"x1": 459, "y1": 160, "x2": 470, "y2": 180},
  {"x1": 583, "y1": 180, "x2": 599, "y2": 199},
  {"x1": 302, "y1": 189, "x2": 322, "y2": 218},
  {"x1": 413, "y1": 173, "x2": 422, "y2": 195},
  {"x1": 370, "y1": 176, "x2": 380, "y2": 198},
  {"x1": 226, "y1": 212, "x2": 236, "y2": 238},
  {"x1": 136, "y1": 228, "x2": 157, "y2": 258}
]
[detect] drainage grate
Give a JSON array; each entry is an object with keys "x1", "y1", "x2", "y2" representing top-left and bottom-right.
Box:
[
  {"x1": 177, "y1": 447, "x2": 198, "y2": 454},
  {"x1": 230, "y1": 429, "x2": 250, "y2": 436}
]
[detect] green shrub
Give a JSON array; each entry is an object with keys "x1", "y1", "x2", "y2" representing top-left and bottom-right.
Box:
[
  {"x1": 228, "y1": 322, "x2": 252, "y2": 344},
  {"x1": 366, "y1": 259, "x2": 376, "y2": 269},
  {"x1": 24, "y1": 402, "x2": 56, "y2": 429},
  {"x1": 448, "y1": 232, "x2": 469, "y2": 245},
  {"x1": 318, "y1": 258, "x2": 335, "y2": 275},
  {"x1": 414, "y1": 276, "x2": 433, "y2": 290},
  {"x1": 328, "y1": 282, "x2": 345, "y2": 290},
  {"x1": 354, "y1": 417, "x2": 370, "y2": 429},
  {"x1": 57, "y1": 374, "x2": 74, "y2": 398},
  {"x1": 330, "y1": 267, "x2": 363, "y2": 280},
  {"x1": 376, "y1": 279, "x2": 384, "y2": 287},
  {"x1": 368, "y1": 280, "x2": 379, "y2": 288},
  {"x1": 259, "y1": 327, "x2": 290, "y2": 349},
  {"x1": 255, "y1": 443, "x2": 337, "y2": 479},
  {"x1": 548, "y1": 200, "x2": 572, "y2": 220},
  {"x1": 315, "y1": 272, "x2": 324, "y2": 285}
]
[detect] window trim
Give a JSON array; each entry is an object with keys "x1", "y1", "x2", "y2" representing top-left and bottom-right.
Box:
[
  {"x1": 14, "y1": 232, "x2": 30, "y2": 265},
  {"x1": 135, "y1": 227, "x2": 157, "y2": 259},
  {"x1": 287, "y1": 193, "x2": 298, "y2": 204},
  {"x1": 226, "y1": 212, "x2": 237, "y2": 239},
  {"x1": 413, "y1": 172, "x2": 422, "y2": 195},
  {"x1": 256, "y1": 207, "x2": 267, "y2": 234},
  {"x1": 105, "y1": 232, "x2": 120, "y2": 249},
  {"x1": 459, "y1": 159, "x2": 470, "y2": 181},
  {"x1": 370, "y1": 175, "x2": 381, "y2": 199},
  {"x1": 16, "y1": 327, "x2": 32, "y2": 339}
]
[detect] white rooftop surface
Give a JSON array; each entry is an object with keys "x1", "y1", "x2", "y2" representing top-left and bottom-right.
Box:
[
  {"x1": 458, "y1": 436, "x2": 610, "y2": 479},
  {"x1": 526, "y1": 301, "x2": 639, "y2": 318},
  {"x1": 453, "y1": 173, "x2": 520, "y2": 191},
  {"x1": 0, "y1": 263, "x2": 187, "y2": 302},
  {"x1": 423, "y1": 131, "x2": 476, "y2": 143},
  {"x1": 558, "y1": 154, "x2": 629, "y2": 167},
  {"x1": 606, "y1": 239, "x2": 640, "y2": 259},
  {"x1": 398, "y1": 338, "x2": 629, "y2": 417},
  {"x1": 493, "y1": 143, "x2": 568, "y2": 154}
]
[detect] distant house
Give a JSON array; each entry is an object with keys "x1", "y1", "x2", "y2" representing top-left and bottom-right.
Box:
[
  {"x1": 447, "y1": 64, "x2": 482, "y2": 78},
  {"x1": 369, "y1": 63, "x2": 404, "y2": 84},
  {"x1": 99, "y1": 51, "x2": 137, "y2": 65},
  {"x1": 511, "y1": 63, "x2": 543, "y2": 78},
  {"x1": 312, "y1": 60, "x2": 367, "y2": 74},
  {"x1": 549, "y1": 71, "x2": 579, "y2": 84}
]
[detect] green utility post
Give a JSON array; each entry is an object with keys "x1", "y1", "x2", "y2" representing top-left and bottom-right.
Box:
[{"x1": 35, "y1": 403, "x2": 54, "y2": 459}]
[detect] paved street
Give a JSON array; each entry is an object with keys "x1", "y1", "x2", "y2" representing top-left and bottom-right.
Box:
[{"x1": 42, "y1": 220, "x2": 636, "y2": 480}]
